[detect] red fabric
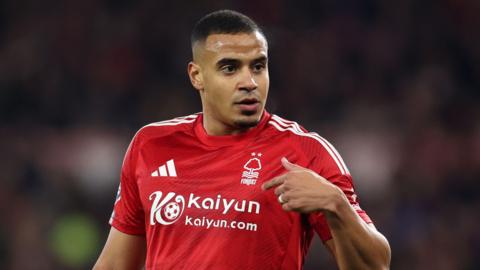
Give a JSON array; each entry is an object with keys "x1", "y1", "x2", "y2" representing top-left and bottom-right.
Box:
[{"x1": 109, "y1": 111, "x2": 372, "y2": 269}]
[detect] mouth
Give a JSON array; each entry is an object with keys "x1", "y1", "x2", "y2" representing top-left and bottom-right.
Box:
[
  {"x1": 234, "y1": 98, "x2": 261, "y2": 113},
  {"x1": 235, "y1": 98, "x2": 259, "y2": 105}
]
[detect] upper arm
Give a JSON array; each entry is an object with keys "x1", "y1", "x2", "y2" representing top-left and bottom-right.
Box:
[
  {"x1": 110, "y1": 134, "x2": 146, "y2": 235},
  {"x1": 323, "y1": 223, "x2": 379, "y2": 263},
  {"x1": 93, "y1": 227, "x2": 146, "y2": 270},
  {"x1": 308, "y1": 137, "x2": 373, "y2": 242}
]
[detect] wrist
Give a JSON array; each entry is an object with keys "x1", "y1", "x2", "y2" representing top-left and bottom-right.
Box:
[{"x1": 324, "y1": 187, "x2": 349, "y2": 220}]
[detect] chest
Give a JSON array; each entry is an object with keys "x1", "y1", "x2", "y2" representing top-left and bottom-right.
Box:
[
  {"x1": 135, "y1": 140, "x2": 304, "y2": 226},
  {"x1": 137, "y1": 139, "x2": 299, "y2": 195}
]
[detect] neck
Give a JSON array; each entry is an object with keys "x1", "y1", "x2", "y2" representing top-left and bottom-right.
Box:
[{"x1": 202, "y1": 113, "x2": 252, "y2": 136}]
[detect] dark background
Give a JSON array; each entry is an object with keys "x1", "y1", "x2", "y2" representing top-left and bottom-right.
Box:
[{"x1": 1, "y1": 0, "x2": 479, "y2": 269}]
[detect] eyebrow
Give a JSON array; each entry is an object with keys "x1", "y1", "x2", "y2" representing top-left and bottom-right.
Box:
[
  {"x1": 216, "y1": 58, "x2": 241, "y2": 68},
  {"x1": 215, "y1": 56, "x2": 268, "y2": 68},
  {"x1": 252, "y1": 56, "x2": 268, "y2": 64}
]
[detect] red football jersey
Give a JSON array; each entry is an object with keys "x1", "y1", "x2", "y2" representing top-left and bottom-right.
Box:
[{"x1": 109, "y1": 111, "x2": 372, "y2": 270}]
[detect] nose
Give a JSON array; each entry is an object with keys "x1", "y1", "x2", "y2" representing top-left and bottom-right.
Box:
[{"x1": 238, "y1": 69, "x2": 258, "y2": 92}]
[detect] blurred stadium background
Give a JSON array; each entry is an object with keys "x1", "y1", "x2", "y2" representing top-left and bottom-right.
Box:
[{"x1": 1, "y1": 0, "x2": 479, "y2": 269}]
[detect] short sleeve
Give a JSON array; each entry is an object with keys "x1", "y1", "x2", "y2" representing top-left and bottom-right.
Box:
[
  {"x1": 307, "y1": 137, "x2": 372, "y2": 242},
  {"x1": 109, "y1": 134, "x2": 146, "y2": 235}
]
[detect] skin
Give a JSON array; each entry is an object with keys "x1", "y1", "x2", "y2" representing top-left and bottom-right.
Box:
[
  {"x1": 188, "y1": 31, "x2": 269, "y2": 135},
  {"x1": 93, "y1": 227, "x2": 146, "y2": 269},
  {"x1": 94, "y1": 31, "x2": 270, "y2": 270},
  {"x1": 263, "y1": 157, "x2": 391, "y2": 270},
  {"x1": 94, "y1": 31, "x2": 391, "y2": 270}
]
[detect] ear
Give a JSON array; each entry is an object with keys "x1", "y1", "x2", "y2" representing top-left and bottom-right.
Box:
[{"x1": 188, "y1": 61, "x2": 203, "y2": 91}]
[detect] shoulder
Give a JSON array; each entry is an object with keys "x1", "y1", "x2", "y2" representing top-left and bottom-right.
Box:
[
  {"x1": 266, "y1": 114, "x2": 326, "y2": 148},
  {"x1": 132, "y1": 113, "x2": 199, "y2": 145},
  {"x1": 267, "y1": 114, "x2": 350, "y2": 175},
  {"x1": 267, "y1": 114, "x2": 309, "y2": 134},
  {"x1": 266, "y1": 114, "x2": 323, "y2": 145}
]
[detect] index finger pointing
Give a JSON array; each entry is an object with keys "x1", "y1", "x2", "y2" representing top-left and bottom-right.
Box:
[{"x1": 262, "y1": 174, "x2": 287, "y2": 190}]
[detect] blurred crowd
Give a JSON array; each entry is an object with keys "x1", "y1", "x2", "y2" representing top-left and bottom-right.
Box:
[{"x1": 1, "y1": 0, "x2": 479, "y2": 269}]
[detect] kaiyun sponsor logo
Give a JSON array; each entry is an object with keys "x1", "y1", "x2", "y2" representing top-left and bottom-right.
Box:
[
  {"x1": 149, "y1": 191, "x2": 186, "y2": 225},
  {"x1": 149, "y1": 191, "x2": 261, "y2": 230},
  {"x1": 184, "y1": 216, "x2": 258, "y2": 231}
]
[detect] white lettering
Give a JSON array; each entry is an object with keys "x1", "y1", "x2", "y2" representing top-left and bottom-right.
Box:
[
  {"x1": 246, "y1": 223, "x2": 257, "y2": 231},
  {"x1": 215, "y1": 195, "x2": 221, "y2": 210},
  {"x1": 194, "y1": 218, "x2": 201, "y2": 226},
  {"x1": 188, "y1": 193, "x2": 201, "y2": 208},
  {"x1": 234, "y1": 200, "x2": 246, "y2": 212},
  {"x1": 248, "y1": 201, "x2": 260, "y2": 214},
  {"x1": 182, "y1": 215, "x2": 257, "y2": 231},
  {"x1": 149, "y1": 191, "x2": 261, "y2": 230},
  {"x1": 220, "y1": 220, "x2": 228, "y2": 228},
  {"x1": 185, "y1": 216, "x2": 192, "y2": 225},
  {"x1": 237, "y1": 222, "x2": 246, "y2": 230},
  {"x1": 206, "y1": 218, "x2": 214, "y2": 229},
  {"x1": 149, "y1": 191, "x2": 184, "y2": 225},
  {"x1": 241, "y1": 178, "x2": 257, "y2": 185},
  {"x1": 222, "y1": 198, "x2": 235, "y2": 214},
  {"x1": 183, "y1": 193, "x2": 260, "y2": 214},
  {"x1": 202, "y1": 198, "x2": 215, "y2": 209}
]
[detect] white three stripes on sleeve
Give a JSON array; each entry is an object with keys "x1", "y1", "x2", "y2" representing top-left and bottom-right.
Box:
[
  {"x1": 166, "y1": 159, "x2": 177, "y2": 177},
  {"x1": 151, "y1": 159, "x2": 177, "y2": 177},
  {"x1": 269, "y1": 115, "x2": 350, "y2": 175}
]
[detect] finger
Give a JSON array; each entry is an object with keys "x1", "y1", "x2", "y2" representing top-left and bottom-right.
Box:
[
  {"x1": 282, "y1": 202, "x2": 293, "y2": 211},
  {"x1": 281, "y1": 157, "x2": 305, "y2": 172},
  {"x1": 274, "y1": 184, "x2": 287, "y2": 196},
  {"x1": 281, "y1": 192, "x2": 290, "y2": 203},
  {"x1": 262, "y1": 174, "x2": 287, "y2": 190},
  {"x1": 282, "y1": 197, "x2": 302, "y2": 212}
]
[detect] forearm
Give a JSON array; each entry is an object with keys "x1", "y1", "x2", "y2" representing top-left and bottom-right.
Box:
[
  {"x1": 94, "y1": 227, "x2": 146, "y2": 270},
  {"x1": 325, "y1": 193, "x2": 391, "y2": 270}
]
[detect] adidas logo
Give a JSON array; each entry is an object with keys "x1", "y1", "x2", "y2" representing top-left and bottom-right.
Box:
[{"x1": 151, "y1": 159, "x2": 177, "y2": 177}]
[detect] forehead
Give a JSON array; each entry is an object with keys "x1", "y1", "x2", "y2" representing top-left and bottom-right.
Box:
[{"x1": 200, "y1": 31, "x2": 268, "y2": 61}]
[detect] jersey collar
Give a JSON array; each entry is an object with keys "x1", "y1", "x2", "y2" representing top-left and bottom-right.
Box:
[{"x1": 194, "y1": 110, "x2": 271, "y2": 147}]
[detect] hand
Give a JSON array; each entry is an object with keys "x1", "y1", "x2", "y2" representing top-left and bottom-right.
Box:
[{"x1": 262, "y1": 157, "x2": 346, "y2": 213}]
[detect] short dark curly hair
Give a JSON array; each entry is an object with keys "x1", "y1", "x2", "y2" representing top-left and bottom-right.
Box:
[{"x1": 191, "y1": 10, "x2": 265, "y2": 46}]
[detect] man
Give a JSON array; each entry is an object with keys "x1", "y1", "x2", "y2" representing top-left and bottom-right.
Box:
[{"x1": 94, "y1": 10, "x2": 391, "y2": 270}]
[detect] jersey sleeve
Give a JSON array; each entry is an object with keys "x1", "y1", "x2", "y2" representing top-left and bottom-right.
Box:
[
  {"x1": 307, "y1": 137, "x2": 372, "y2": 243},
  {"x1": 109, "y1": 133, "x2": 146, "y2": 235}
]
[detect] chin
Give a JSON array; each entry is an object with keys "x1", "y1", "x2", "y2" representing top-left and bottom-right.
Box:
[
  {"x1": 233, "y1": 111, "x2": 262, "y2": 129},
  {"x1": 233, "y1": 119, "x2": 259, "y2": 129}
]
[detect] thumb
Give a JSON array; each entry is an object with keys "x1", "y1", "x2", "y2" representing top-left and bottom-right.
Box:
[{"x1": 281, "y1": 157, "x2": 304, "y2": 171}]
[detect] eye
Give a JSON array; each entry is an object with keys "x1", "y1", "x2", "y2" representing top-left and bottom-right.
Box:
[
  {"x1": 221, "y1": 65, "x2": 237, "y2": 74},
  {"x1": 252, "y1": 63, "x2": 266, "y2": 73}
]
